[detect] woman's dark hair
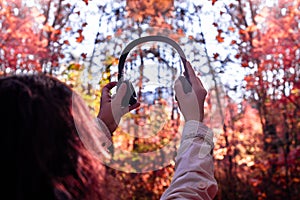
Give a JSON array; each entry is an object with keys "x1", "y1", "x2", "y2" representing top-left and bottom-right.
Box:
[{"x1": 0, "y1": 74, "x2": 107, "y2": 199}]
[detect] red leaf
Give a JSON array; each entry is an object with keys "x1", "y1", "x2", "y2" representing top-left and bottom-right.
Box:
[
  {"x1": 213, "y1": 22, "x2": 218, "y2": 27},
  {"x1": 81, "y1": 53, "x2": 87, "y2": 59},
  {"x1": 83, "y1": 0, "x2": 89, "y2": 5},
  {"x1": 82, "y1": 22, "x2": 88, "y2": 27},
  {"x1": 52, "y1": 61, "x2": 59, "y2": 67},
  {"x1": 213, "y1": 53, "x2": 219, "y2": 60},
  {"x1": 63, "y1": 40, "x2": 70, "y2": 45},
  {"x1": 235, "y1": 54, "x2": 241, "y2": 59},
  {"x1": 212, "y1": 0, "x2": 217, "y2": 5}
]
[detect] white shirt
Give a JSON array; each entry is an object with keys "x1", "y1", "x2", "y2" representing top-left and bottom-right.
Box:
[{"x1": 160, "y1": 120, "x2": 218, "y2": 200}]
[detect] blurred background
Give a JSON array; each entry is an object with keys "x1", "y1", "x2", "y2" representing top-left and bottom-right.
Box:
[{"x1": 0, "y1": 0, "x2": 299, "y2": 199}]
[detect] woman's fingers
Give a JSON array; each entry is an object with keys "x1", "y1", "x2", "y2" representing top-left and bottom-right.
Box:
[{"x1": 101, "y1": 82, "x2": 117, "y2": 102}]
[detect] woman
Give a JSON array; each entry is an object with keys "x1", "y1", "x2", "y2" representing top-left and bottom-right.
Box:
[{"x1": 0, "y1": 62, "x2": 217, "y2": 199}]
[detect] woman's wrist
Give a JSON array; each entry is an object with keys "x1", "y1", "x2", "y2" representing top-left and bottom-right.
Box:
[{"x1": 96, "y1": 117, "x2": 113, "y2": 143}]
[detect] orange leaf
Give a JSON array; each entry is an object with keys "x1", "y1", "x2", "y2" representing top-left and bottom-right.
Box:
[
  {"x1": 293, "y1": 178, "x2": 300, "y2": 183},
  {"x1": 68, "y1": 63, "x2": 81, "y2": 70},
  {"x1": 216, "y1": 35, "x2": 224, "y2": 43},
  {"x1": 65, "y1": 27, "x2": 72, "y2": 32},
  {"x1": 241, "y1": 61, "x2": 248, "y2": 67},
  {"x1": 177, "y1": 28, "x2": 184, "y2": 36},
  {"x1": 43, "y1": 24, "x2": 54, "y2": 32},
  {"x1": 244, "y1": 75, "x2": 252, "y2": 82},
  {"x1": 291, "y1": 88, "x2": 300, "y2": 95},
  {"x1": 76, "y1": 35, "x2": 84, "y2": 43},
  {"x1": 228, "y1": 26, "x2": 235, "y2": 32},
  {"x1": 250, "y1": 179, "x2": 260, "y2": 187},
  {"x1": 116, "y1": 28, "x2": 122, "y2": 36},
  {"x1": 265, "y1": 137, "x2": 272, "y2": 143},
  {"x1": 239, "y1": 29, "x2": 247, "y2": 34},
  {"x1": 246, "y1": 24, "x2": 257, "y2": 32},
  {"x1": 212, "y1": 0, "x2": 217, "y2": 5},
  {"x1": 54, "y1": 29, "x2": 61, "y2": 34}
]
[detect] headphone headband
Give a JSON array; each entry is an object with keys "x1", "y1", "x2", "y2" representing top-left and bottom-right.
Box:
[{"x1": 118, "y1": 36, "x2": 188, "y2": 81}]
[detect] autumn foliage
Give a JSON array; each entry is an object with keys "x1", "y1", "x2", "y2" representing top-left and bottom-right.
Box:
[
  {"x1": 0, "y1": 0, "x2": 81, "y2": 74},
  {"x1": 214, "y1": 0, "x2": 300, "y2": 199}
]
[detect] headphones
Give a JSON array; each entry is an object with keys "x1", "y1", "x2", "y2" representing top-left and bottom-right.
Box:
[{"x1": 117, "y1": 35, "x2": 192, "y2": 107}]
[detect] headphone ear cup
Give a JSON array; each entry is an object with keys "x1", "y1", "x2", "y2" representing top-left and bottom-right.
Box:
[
  {"x1": 116, "y1": 80, "x2": 137, "y2": 107},
  {"x1": 178, "y1": 76, "x2": 192, "y2": 93}
]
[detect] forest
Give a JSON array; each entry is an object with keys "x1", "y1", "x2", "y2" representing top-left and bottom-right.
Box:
[{"x1": 0, "y1": 0, "x2": 299, "y2": 199}]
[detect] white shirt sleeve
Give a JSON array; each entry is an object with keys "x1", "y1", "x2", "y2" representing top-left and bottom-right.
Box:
[{"x1": 160, "y1": 120, "x2": 218, "y2": 200}]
